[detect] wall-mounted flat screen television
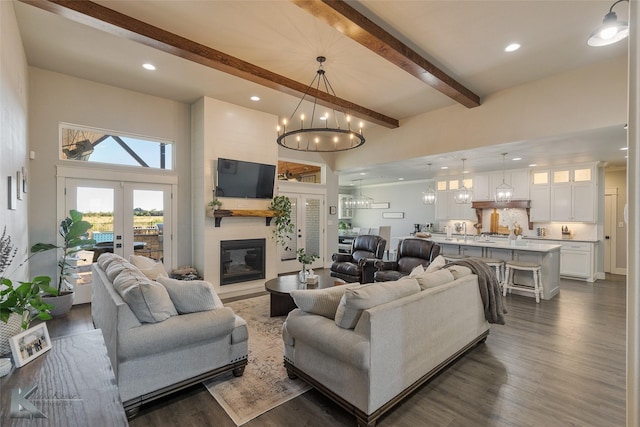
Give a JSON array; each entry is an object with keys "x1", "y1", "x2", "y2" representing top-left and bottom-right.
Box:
[{"x1": 216, "y1": 158, "x2": 276, "y2": 199}]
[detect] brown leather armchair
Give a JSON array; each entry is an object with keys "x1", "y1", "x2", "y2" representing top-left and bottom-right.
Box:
[
  {"x1": 374, "y1": 239, "x2": 441, "y2": 282},
  {"x1": 330, "y1": 235, "x2": 387, "y2": 283}
]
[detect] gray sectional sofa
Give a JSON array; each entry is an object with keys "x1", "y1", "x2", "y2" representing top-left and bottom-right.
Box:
[
  {"x1": 91, "y1": 253, "x2": 248, "y2": 417},
  {"x1": 283, "y1": 265, "x2": 492, "y2": 427}
]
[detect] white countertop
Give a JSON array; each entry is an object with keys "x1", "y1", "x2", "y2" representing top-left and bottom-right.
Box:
[{"x1": 402, "y1": 235, "x2": 562, "y2": 253}]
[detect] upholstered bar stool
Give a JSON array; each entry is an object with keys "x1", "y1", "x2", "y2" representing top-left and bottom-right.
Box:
[
  {"x1": 503, "y1": 260, "x2": 543, "y2": 303},
  {"x1": 482, "y1": 258, "x2": 504, "y2": 285},
  {"x1": 442, "y1": 253, "x2": 469, "y2": 264}
]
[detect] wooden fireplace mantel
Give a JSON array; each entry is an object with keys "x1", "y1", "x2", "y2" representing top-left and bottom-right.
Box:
[
  {"x1": 208, "y1": 209, "x2": 277, "y2": 227},
  {"x1": 470, "y1": 200, "x2": 533, "y2": 230}
]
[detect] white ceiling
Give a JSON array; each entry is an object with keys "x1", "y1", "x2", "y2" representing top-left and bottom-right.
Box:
[{"x1": 13, "y1": 0, "x2": 629, "y2": 187}]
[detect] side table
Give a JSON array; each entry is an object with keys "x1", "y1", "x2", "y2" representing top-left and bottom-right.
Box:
[{"x1": 0, "y1": 329, "x2": 127, "y2": 426}]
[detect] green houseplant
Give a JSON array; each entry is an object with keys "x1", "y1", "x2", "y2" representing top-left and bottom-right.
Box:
[
  {"x1": 0, "y1": 227, "x2": 55, "y2": 355},
  {"x1": 208, "y1": 198, "x2": 223, "y2": 210},
  {"x1": 269, "y1": 195, "x2": 294, "y2": 250},
  {"x1": 297, "y1": 248, "x2": 319, "y2": 284},
  {"x1": 31, "y1": 210, "x2": 95, "y2": 317}
]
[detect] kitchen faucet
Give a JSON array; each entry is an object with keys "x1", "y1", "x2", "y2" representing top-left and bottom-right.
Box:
[{"x1": 462, "y1": 222, "x2": 467, "y2": 242}]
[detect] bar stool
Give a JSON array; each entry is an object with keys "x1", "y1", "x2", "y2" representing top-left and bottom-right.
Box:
[
  {"x1": 482, "y1": 258, "x2": 504, "y2": 285},
  {"x1": 503, "y1": 260, "x2": 543, "y2": 303},
  {"x1": 442, "y1": 254, "x2": 469, "y2": 264}
]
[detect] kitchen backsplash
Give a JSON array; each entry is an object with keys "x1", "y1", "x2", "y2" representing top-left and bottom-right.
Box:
[{"x1": 438, "y1": 208, "x2": 598, "y2": 241}]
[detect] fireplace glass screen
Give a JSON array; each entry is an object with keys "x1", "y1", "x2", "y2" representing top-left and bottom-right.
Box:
[{"x1": 220, "y1": 239, "x2": 265, "y2": 285}]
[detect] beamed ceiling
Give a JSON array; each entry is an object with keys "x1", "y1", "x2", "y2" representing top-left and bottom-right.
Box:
[{"x1": 13, "y1": 0, "x2": 629, "y2": 186}]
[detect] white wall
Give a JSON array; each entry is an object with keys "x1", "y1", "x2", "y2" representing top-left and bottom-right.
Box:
[
  {"x1": 335, "y1": 55, "x2": 628, "y2": 173},
  {"x1": 0, "y1": 1, "x2": 30, "y2": 282},
  {"x1": 350, "y1": 180, "x2": 437, "y2": 243},
  {"x1": 192, "y1": 97, "x2": 279, "y2": 297},
  {"x1": 27, "y1": 68, "x2": 192, "y2": 279}
]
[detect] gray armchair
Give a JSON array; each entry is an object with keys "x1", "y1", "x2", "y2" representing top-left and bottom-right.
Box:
[
  {"x1": 374, "y1": 239, "x2": 441, "y2": 282},
  {"x1": 330, "y1": 235, "x2": 386, "y2": 283}
]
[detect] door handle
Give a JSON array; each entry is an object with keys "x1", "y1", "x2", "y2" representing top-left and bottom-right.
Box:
[{"x1": 605, "y1": 236, "x2": 610, "y2": 240}]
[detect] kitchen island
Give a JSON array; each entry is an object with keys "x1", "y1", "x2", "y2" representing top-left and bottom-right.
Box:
[{"x1": 401, "y1": 235, "x2": 562, "y2": 300}]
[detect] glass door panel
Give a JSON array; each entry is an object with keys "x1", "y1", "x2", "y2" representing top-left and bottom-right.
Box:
[
  {"x1": 123, "y1": 183, "x2": 172, "y2": 265},
  {"x1": 130, "y1": 189, "x2": 165, "y2": 261},
  {"x1": 66, "y1": 179, "x2": 173, "y2": 304},
  {"x1": 66, "y1": 179, "x2": 122, "y2": 304},
  {"x1": 278, "y1": 193, "x2": 324, "y2": 274}
]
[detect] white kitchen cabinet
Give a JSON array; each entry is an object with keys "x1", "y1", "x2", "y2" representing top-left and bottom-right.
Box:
[
  {"x1": 460, "y1": 245, "x2": 483, "y2": 257},
  {"x1": 530, "y1": 171, "x2": 551, "y2": 222},
  {"x1": 338, "y1": 194, "x2": 353, "y2": 219},
  {"x1": 542, "y1": 240, "x2": 596, "y2": 282},
  {"x1": 550, "y1": 165, "x2": 596, "y2": 222},
  {"x1": 510, "y1": 170, "x2": 530, "y2": 200},
  {"x1": 571, "y1": 182, "x2": 596, "y2": 222},
  {"x1": 472, "y1": 173, "x2": 490, "y2": 201},
  {"x1": 435, "y1": 178, "x2": 474, "y2": 220}
]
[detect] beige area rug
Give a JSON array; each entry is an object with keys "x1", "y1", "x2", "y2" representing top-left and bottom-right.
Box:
[{"x1": 204, "y1": 295, "x2": 310, "y2": 426}]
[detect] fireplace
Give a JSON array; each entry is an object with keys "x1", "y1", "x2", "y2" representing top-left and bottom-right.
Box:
[{"x1": 220, "y1": 239, "x2": 266, "y2": 285}]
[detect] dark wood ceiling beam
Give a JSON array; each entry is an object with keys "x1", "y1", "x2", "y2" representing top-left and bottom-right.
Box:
[
  {"x1": 20, "y1": 0, "x2": 399, "y2": 129},
  {"x1": 292, "y1": 0, "x2": 481, "y2": 109}
]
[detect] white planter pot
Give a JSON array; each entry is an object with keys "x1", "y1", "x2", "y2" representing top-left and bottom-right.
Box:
[
  {"x1": 43, "y1": 291, "x2": 75, "y2": 317},
  {"x1": 0, "y1": 313, "x2": 22, "y2": 356}
]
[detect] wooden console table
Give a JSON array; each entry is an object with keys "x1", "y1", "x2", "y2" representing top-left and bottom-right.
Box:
[{"x1": 0, "y1": 329, "x2": 127, "y2": 426}]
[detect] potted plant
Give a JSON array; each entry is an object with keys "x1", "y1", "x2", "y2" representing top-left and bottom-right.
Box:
[
  {"x1": 0, "y1": 227, "x2": 55, "y2": 355},
  {"x1": 208, "y1": 198, "x2": 223, "y2": 211},
  {"x1": 297, "y1": 248, "x2": 319, "y2": 284},
  {"x1": 269, "y1": 195, "x2": 294, "y2": 250},
  {"x1": 31, "y1": 210, "x2": 95, "y2": 317}
]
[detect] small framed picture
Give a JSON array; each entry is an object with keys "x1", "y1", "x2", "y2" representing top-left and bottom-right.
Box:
[
  {"x1": 329, "y1": 206, "x2": 337, "y2": 215},
  {"x1": 382, "y1": 212, "x2": 404, "y2": 219},
  {"x1": 7, "y1": 176, "x2": 16, "y2": 210},
  {"x1": 371, "y1": 202, "x2": 390, "y2": 209},
  {"x1": 9, "y1": 323, "x2": 52, "y2": 367},
  {"x1": 16, "y1": 170, "x2": 23, "y2": 200}
]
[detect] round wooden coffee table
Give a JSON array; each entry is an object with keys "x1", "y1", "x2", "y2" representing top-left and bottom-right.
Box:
[{"x1": 265, "y1": 269, "x2": 345, "y2": 317}]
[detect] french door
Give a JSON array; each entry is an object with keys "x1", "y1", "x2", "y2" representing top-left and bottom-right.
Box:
[
  {"x1": 278, "y1": 192, "x2": 325, "y2": 274},
  {"x1": 64, "y1": 178, "x2": 173, "y2": 303}
]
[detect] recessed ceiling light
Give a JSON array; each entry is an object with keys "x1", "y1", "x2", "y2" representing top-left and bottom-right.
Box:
[
  {"x1": 360, "y1": 172, "x2": 366, "y2": 175},
  {"x1": 529, "y1": 163, "x2": 537, "y2": 167},
  {"x1": 441, "y1": 166, "x2": 449, "y2": 170},
  {"x1": 620, "y1": 147, "x2": 628, "y2": 151},
  {"x1": 512, "y1": 157, "x2": 522, "y2": 161},
  {"x1": 398, "y1": 178, "x2": 404, "y2": 181},
  {"x1": 505, "y1": 43, "x2": 521, "y2": 52},
  {"x1": 250, "y1": 95, "x2": 260, "y2": 101},
  {"x1": 142, "y1": 63, "x2": 156, "y2": 71}
]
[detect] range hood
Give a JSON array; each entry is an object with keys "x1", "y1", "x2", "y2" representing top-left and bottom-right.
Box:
[{"x1": 470, "y1": 200, "x2": 532, "y2": 230}]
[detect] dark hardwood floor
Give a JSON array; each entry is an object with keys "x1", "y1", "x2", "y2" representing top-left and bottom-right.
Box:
[{"x1": 47, "y1": 274, "x2": 627, "y2": 426}]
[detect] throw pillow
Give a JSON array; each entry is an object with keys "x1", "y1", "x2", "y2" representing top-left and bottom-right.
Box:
[
  {"x1": 408, "y1": 264, "x2": 425, "y2": 277},
  {"x1": 97, "y1": 252, "x2": 125, "y2": 270},
  {"x1": 425, "y1": 255, "x2": 446, "y2": 273},
  {"x1": 105, "y1": 260, "x2": 141, "y2": 282},
  {"x1": 157, "y1": 276, "x2": 223, "y2": 314},
  {"x1": 334, "y1": 278, "x2": 421, "y2": 329},
  {"x1": 447, "y1": 265, "x2": 472, "y2": 280},
  {"x1": 413, "y1": 268, "x2": 455, "y2": 290},
  {"x1": 113, "y1": 272, "x2": 178, "y2": 323},
  {"x1": 129, "y1": 255, "x2": 169, "y2": 280},
  {"x1": 290, "y1": 284, "x2": 358, "y2": 320}
]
